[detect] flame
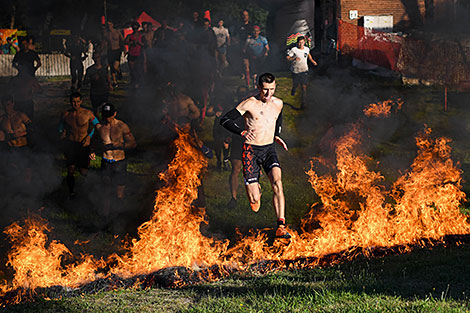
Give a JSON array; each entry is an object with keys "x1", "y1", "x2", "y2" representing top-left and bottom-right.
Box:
[
  {"x1": 0, "y1": 217, "x2": 103, "y2": 294},
  {"x1": 364, "y1": 99, "x2": 403, "y2": 117},
  {"x1": 1, "y1": 102, "x2": 470, "y2": 304},
  {"x1": 110, "y1": 128, "x2": 229, "y2": 277}
]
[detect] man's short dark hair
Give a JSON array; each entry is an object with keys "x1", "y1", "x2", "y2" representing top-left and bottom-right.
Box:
[
  {"x1": 2, "y1": 94, "x2": 14, "y2": 104},
  {"x1": 297, "y1": 36, "x2": 305, "y2": 42},
  {"x1": 258, "y1": 73, "x2": 275, "y2": 87},
  {"x1": 69, "y1": 92, "x2": 82, "y2": 101}
]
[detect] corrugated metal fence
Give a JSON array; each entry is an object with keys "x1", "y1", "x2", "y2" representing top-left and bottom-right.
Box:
[{"x1": 0, "y1": 54, "x2": 128, "y2": 77}]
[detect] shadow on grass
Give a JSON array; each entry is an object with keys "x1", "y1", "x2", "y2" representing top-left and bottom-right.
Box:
[{"x1": 184, "y1": 244, "x2": 470, "y2": 302}]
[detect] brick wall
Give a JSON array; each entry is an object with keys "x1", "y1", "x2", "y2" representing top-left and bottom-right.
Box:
[
  {"x1": 337, "y1": 0, "x2": 427, "y2": 56},
  {"x1": 338, "y1": 0, "x2": 426, "y2": 29}
]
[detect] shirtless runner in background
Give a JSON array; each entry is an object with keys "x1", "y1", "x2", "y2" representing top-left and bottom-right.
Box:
[
  {"x1": 0, "y1": 94, "x2": 33, "y2": 184},
  {"x1": 93, "y1": 103, "x2": 136, "y2": 218},
  {"x1": 220, "y1": 73, "x2": 291, "y2": 238},
  {"x1": 106, "y1": 21, "x2": 124, "y2": 86},
  {"x1": 58, "y1": 92, "x2": 99, "y2": 197}
]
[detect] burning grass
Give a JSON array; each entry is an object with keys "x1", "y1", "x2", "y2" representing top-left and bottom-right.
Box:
[{"x1": 1, "y1": 81, "x2": 470, "y2": 308}]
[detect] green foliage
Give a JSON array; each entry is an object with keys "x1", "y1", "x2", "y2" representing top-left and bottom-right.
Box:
[{"x1": 201, "y1": 0, "x2": 268, "y2": 29}]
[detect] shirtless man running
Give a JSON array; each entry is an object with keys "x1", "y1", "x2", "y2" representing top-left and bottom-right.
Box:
[
  {"x1": 106, "y1": 21, "x2": 124, "y2": 86},
  {"x1": 58, "y1": 92, "x2": 99, "y2": 197},
  {"x1": 95, "y1": 103, "x2": 136, "y2": 201},
  {"x1": 0, "y1": 94, "x2": 33, "y2": 184},
  {"x1": 220, "y1": 73, "x2": 290, "y2": 238}
]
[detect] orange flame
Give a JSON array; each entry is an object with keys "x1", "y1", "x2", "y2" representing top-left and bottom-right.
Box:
[
  {"x1": 1, "y1": 216, "x2": 103, "y2": 294},
  {"x1": 110, "y1": 128, "x2": 229, "y2": 277},
  {"x1": 364, "y1": 99, "x2": 403, "y2": 117},
  {"x1": 1, "y1": 103, "x2": 470, "y2": 303}
]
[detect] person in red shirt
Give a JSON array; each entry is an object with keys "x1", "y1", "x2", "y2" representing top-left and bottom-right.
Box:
[{"x1": 125, "y1": 22, "x2": 143, "y2": 88}]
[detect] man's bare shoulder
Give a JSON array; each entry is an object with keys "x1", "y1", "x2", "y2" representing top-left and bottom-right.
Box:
[
  {"x1": 117, "y1": 119, "x2": 131, "y2": 132},
  {"x1": 238, "y1": 96, "x2": 257, "y2": 107},
  {"x1": 272, "y1": 96, "x2": 283, "y2": 105}
]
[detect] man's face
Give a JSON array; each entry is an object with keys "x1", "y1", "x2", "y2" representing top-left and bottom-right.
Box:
[
  {"x1": 218, "y1": 20, "x2": 224, "y2": 27},
  {"x1": 4, "y1": 100, "x2": 14, "y2": 111},
  {"x1": 203, "y1": 21, "x2": 210, "y2": 30},
  {"x1": 298, "y1": 38, "x2": 305, "y2": 48},
  {"x1": 253, "y1": 29, "x2": 260, "y2": 37},
  {"x1": 70, "y1": 97, "x2": 82, "y2": 110},
  {"x1": 193, "y1": 12, "x2": 199, "y2": 20},
  {"x1": 242, "y1": 11, "x2": 249, "y2": 23},
  {"x1": 258, "y1": 81, "x2": 276, "y2": 102},
  {"x1": 107, "y1": 22, "x2": 113, "y2": 29},
  {"x1": 21, "y1": 40, "x2": 29, "y2": 51},
  {"x1": 105, "y1": 112, "x2": 117, "y2": 124}
]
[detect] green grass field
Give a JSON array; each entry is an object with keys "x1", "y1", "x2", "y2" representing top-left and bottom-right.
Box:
[{"x1": 2, "y1": 66, "x2": 470, "y2": 312}]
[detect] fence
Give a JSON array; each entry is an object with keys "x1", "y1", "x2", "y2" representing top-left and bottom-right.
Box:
[
  {"x1": 337, "y1": 19, "x2": 470, "y2": 87},
  {"x1": 0, "y1": 54, "x2": 128, "y2": 77}
]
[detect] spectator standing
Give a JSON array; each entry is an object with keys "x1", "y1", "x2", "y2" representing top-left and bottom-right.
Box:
[{"x1": 12, "y1": 37, "x2": 41, "y2": 77}]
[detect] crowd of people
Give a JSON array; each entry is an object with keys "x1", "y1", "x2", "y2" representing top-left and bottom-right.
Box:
[{"x1": 0, "y1": 9, "x2": 317, "y2": 236}]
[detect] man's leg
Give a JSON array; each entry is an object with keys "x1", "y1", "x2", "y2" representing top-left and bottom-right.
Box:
[
  {"x1": 66, "y1": 164, "x2": 76, "y2": 196},
  {"x1": 268, "y1": 167, "x2": 290, "y2": 238},
  {"x1": 70, "y1": 62, "x2": 77, "y2": 90},
  {"x1": 228, "y1": 159, "x2": 242, "y2": 208},
  {"x1": 245, "y1": 182, "x2": 261, "y2": 212},
  {"x1": 300, "y1": 83, "x2": 307, "y2": 108},
  {"x1": 243, "y1": 58, "x2": 250, "y2": 87},
  {"x1": 268, "y1": 167, "x2": 285, "y2": 220},
  {"x1": 291, "y1": 73, "x2": 298, "y2": 96},
  {"x1": 77, "y1": 63, "x2": 84, "y2": 90}
]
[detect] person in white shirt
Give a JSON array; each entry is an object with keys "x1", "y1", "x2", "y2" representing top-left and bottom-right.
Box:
[
  {"x1": 286, "y1": 36, "x2": 317, "y2": 109},
  {"x1": 212, "y1": 19, "x2": 231, "y2": 71}
]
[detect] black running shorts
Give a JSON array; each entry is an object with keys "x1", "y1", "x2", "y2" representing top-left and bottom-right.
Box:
[{"x1": 242, "y1": 143, "x2": 280, "y2": 185}]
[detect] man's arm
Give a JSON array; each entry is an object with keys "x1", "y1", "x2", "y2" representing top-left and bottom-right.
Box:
[
  {"x1": 58, "y1": 113, "x2": 66, "y2": 139},
  {"x1": 308, "y1": 53, "x2": 317, "y2": 66},
  {"x1": 274, "y1": 104, "x2": 288, "y2": 151},
  {"x1": 187, "y1": 98, "x2": 200, "y2": 120},
  {"x1": 286, "y1": 49, "x2": 296, "y2": 62},
  {"x1": 87, "y1": 113, "x2": 100, "y2": 139},
  {"x1": 12, "y1": 54, "x2": 19, "y2": 69},
  {"x1": 121, "y1": 123, "x2": 136, "y2": 149},
  {"x1": 264, "y1": 39, "x2": 270, "y2": 56},
  {"x1": 220, "y1": 99, "x2": 255, "y2": 141},
  {"x1": 34, "y1": 52, "x2": 41, "y2": 70}
]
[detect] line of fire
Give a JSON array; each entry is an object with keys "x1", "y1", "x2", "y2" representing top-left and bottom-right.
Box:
[{"x1": 1, "y1": 0, "x2": 470, "y2": 307}]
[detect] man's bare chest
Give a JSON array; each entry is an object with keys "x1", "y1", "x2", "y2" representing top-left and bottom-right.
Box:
[
  {"x1": 99, "y1": 124, "x2": 122, "y2": 140},
  {"x1": 1, "y1": 114, "x2": 24, "y2": 132},
  {"x1": 249, "y1": 104, "x2": 278, "y2": 124},
  {"x1": 64, "y1": 112, "x2": 89, "y2": 128}
]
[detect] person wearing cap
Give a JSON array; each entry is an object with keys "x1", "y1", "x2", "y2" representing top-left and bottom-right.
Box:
[
  {"x1": 93, "y1": 103, "x2": 136, "y2": 216},
  {"x1": 243, "y1": 25, "x2": 269, "y2": 88},
  {"x1": 58, "y1": 92, "x2": 100, "y2": 197}
]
